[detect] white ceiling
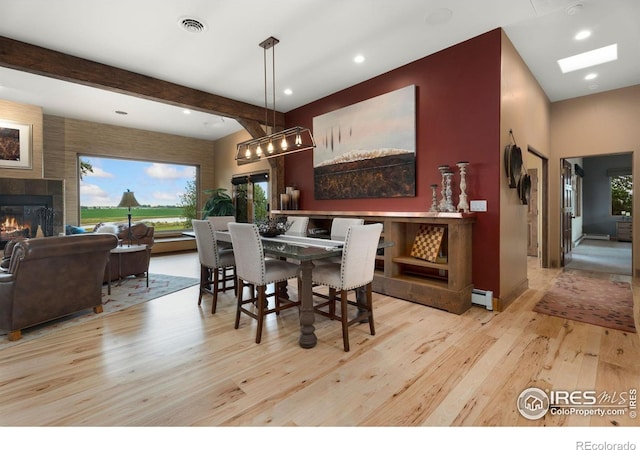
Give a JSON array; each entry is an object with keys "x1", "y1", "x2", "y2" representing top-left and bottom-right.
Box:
[{"x1": 1, "y1": 0, "x2": 639, "y2": 142}]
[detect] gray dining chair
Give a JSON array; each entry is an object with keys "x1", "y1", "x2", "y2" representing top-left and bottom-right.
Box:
[
  {"x1": 330, "y1": 217, "x2": 364, "y2": 240},
  {"x1": 315, "y1": 217, "x2": 366, "y2": 267},
  {"x1": 285, "y1": 216, "x2": 309, "y2": 236},
  {"x1": 192, "y1": 219, "x2": 236, "y2": 314},
  {"x1": 312, "y1": 223, "x2": 383, "y2": 351},
  {"x1": 207, "y1": 215, "x2": 236, "y2": 251},
  {"x1": 228, "y1": 222, "x2": 301, "y2": 343},
  {"x1": 206, "y1": 215, "x2": 235, "y2": 231}
]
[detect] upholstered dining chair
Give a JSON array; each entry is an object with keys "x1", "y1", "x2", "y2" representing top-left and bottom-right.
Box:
[
  {"x1": 285, "y1": 216, "x2": 309, "y2": 236},
  {"x1": 192, "y1": 219, "x2": 236, "y2": 314},
  {"x1": 330, "y1": 217, "x2": 364, "y2": 240},
  {"x1": 228, "y1": 222, "x2": 301, "y2": 344},
  {"x1": 207, "y1": 215, "x2": 235, "y2": 231},
  {"x1": 312, "y1": 223, "x2": 383, "y2": 351},
  {"x1": 315, "y1": 217, "x2": 366, "y2": 267}
]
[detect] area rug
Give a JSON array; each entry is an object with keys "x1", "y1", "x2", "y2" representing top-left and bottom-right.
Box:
[
  {"x1": 0, "y1": 273, "x2": 198, "y2": 350},
  {"x1": 533, "y1": 270, "x2": 636, "y2": 333}
]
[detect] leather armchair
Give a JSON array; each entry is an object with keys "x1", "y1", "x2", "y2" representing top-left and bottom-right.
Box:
[
  {"x1": 103, "y1": 223, "x2": 154, "y2": 283},
  {"x1": 0, "y1": 233, "x2": 118, "y2": 341}
]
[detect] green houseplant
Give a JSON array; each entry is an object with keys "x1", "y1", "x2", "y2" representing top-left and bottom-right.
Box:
[{"x1": 202, "y1": 188, "x2": 235, "y2": 218}]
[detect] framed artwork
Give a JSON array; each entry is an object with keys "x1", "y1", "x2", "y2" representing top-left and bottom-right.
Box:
[
  {"x1": 313, "y1": 85, "x2": 416, "y2": 199},
  {"x1": 0, "y1": 120, "x2": 32, "y2": 169}
]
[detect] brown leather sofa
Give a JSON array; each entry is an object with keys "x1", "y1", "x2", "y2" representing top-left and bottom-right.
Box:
[
  {"x1": 103, "y1": 223, "x2": 154, "y2": 283},
  {"x1": 0, "y1": 233, "x2": 118, "y2": 341}
]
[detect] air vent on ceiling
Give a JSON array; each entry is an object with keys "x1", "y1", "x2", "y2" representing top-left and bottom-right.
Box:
[{"x1": 178, "y1": 17, "x2": 206, "y2": 33}]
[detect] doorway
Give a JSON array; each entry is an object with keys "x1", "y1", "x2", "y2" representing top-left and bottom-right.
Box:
[
  {"x1": 231, "y1": 172, "x2": 270, "y2": 223},
  {"x1": 561, "y1": 153, "x2": 633, "y2": 276},
  {"x1": 526, "y1": 147, "x2": 548, "y2": 268}
]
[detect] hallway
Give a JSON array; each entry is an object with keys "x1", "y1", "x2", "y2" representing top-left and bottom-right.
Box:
[{"x1": 564, "y1": 238, "x2": 632, "y2": 276}]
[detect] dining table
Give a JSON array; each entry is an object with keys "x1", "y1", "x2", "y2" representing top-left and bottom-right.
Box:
[{"x1": 214, "y1": 231, "x2": 348, "y2": 349}]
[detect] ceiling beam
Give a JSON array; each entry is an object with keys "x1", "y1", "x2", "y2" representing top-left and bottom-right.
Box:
[{"x1": 0, "y1": 35, "x2": 285, "y2": 132}]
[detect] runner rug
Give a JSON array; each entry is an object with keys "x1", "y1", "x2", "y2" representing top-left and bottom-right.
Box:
[
  {"x1": 533, "y1": 270, "x2": 636, "y2": 333},
  {"x1": 0, "y1": 273, "x2": 198, "y2": 350}
]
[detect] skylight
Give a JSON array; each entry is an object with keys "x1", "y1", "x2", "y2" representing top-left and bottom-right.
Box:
[{"x1": 557, "y1": 44, "x2": 618, "y2": 73}]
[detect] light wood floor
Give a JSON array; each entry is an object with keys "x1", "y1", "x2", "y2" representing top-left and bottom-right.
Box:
[{"x1": 1, "y1": 252, "x2": 638, "y2": 427}]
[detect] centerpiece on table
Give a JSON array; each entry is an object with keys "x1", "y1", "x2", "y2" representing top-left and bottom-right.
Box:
[{"x1": 256, "y1": 217, "x2": 290, "y2": 237}]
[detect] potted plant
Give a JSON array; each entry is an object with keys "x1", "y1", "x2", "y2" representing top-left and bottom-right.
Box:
[{"x1": 202, "y1": 188, "x2": 235, "y2": 218}]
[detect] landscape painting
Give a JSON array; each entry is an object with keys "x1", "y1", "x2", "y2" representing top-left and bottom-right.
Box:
[
  {"x1": 0, "y1": 121, "x2": 32, "y2": 169},
  {"x1": 313, "y1": 85, "x2": 416, "y2": 199}
]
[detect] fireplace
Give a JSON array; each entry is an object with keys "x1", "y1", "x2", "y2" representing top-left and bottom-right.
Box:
[
  {"x1": 0, "y1": 178, "x2": 64, "y2": 249},
  {"x1": 0, "y1": 194, "x2": 54, "y2": 246}
]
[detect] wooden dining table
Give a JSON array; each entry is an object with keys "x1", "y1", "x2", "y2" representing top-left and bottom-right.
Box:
[{"x1": 214, "y1": 231, "x2": 347, "y2": 349}]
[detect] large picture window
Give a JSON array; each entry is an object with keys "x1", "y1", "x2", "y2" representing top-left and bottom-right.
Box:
[{"x1": 79, "y1": 155, "x2": 197, "y2": 232}]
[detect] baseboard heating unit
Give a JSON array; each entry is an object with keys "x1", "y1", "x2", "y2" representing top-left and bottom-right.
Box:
[
  {"x1": 584, "y1": 233, "x2": 610, "y2": 240},
  {"x1": 472, "y1": 289, "x2": 493, "y2": 311}
]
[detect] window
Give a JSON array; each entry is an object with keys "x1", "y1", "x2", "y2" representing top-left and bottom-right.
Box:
[
  {"x1": 79, "y1": 155, "x2": 197, "y2": 232},
  {"x1": 609, "y1": 170, "x2": 632, "y2": 216}
]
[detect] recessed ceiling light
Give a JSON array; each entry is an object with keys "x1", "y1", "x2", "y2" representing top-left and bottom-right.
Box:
[
  {"x1": 557, "y1": 44, "x2": 617, "y2": 73},
  {"x1": 354, "y1": 54, "x2": 365, "y2": 64},
  {"x1": 283, "y1": 88, "x2": 293, "y2": 95},
  {"x1": 425, "y1": 8, "x2": 453, "y2": 26},
  {"x1": 115, "y1": 110, "x2": 128, "y2": 115},
  {"x1": 575, "y1": 30, "x2": 591, "y2": 40},
  {"x1": 584, "y1": 73, "x2": 597, "y2": 80}
]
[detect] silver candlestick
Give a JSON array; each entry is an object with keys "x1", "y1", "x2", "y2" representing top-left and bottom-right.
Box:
[
  {"x1": 438, "y1": 165, "x2": 449, "y2": 211},
  {"x1": 456, "y1": 161, "x2": 470, "y2": 213},
  {"x1": 429, "y1": 184, "x2": 439, "y2": 212}
]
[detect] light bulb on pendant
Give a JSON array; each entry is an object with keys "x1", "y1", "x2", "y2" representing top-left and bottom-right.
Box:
[
  {"x1": 295, "y1": 129, "x2": 302, "y2": 147},
  {"x1": 281, "y1": 135, "x2": 288, "y2": 150},
  {"x1": 267, "y1": 139, "x2": 274, "y2": 154}
]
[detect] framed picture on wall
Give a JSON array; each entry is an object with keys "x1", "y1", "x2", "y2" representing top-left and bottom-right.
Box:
[
  {"x1": 0, "y1": 120, "x2": 32, "y2": 169},
  {"x1": 312, "y1": 85, "x2": 416, "y2": 199}
]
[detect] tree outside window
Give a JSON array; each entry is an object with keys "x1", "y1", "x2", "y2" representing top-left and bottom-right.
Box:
[{"x1": 611, "y1": 174, "x2": 632, "y2": 216}]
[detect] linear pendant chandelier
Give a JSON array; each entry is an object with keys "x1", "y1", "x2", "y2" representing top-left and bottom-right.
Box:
[{"x1": 235, "y1": 36, "x2": 315, "y2": 164}]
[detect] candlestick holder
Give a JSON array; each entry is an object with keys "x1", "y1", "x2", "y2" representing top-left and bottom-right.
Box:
[
  {"x1": 280, "y1": 193, "x2": 290, "y2": 210},
  {"x1": 438, "y1": 165, "x2": 450, "y2": 211},
  {"x1": 291, "y1": 189, "x2": 300, "y2": 210},
  {"x1": 429, "y1": 184, "x2": 439, "y2": 212},
  {"x1": 443, "y1": 170, "x2": 456, "y2": 212},
  {"x1": 456, "y1": 161, "x2": 470, "y2": 213}
]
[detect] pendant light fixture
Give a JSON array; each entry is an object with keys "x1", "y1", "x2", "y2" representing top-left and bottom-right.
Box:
[{"x1": 236, "y1": 36, "x2": 315, "y2": 164}]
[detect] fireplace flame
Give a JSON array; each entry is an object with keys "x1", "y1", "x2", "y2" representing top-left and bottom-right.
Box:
[{"x1": 1, "y1": 216, "x2": 29, "y2": 238}]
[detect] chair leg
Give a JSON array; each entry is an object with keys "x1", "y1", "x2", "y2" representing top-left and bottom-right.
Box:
[
  {"x1": 329, "y1": 288, "x2": 337, "y2": 318},
  {"x1": 340, "y1": 290, "x2": 350, "y2": 352},
  {"x1": 211, "y1": 268, "x2": 220, "y2": 314},
  {"x1": 366, "y1": 283, "x2": 375, "y2": 336},
  {"x1": 256, "y1": 285, "x2": 266, "y2": 344},
  {"x1": 235, "y1": 278, "x2": 244, "y2": 329},
  {"x1": 198, "y1": 265, "x2": 208, "y2": 305}
]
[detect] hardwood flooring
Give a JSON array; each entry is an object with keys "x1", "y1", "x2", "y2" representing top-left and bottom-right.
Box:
[{"x1": 1, "y1": 252, "x2": 638, "y2": 430}]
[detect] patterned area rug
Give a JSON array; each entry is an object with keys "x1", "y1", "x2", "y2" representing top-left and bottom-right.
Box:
[
  {"x1": 533, "y1": 270, "x2": 636, "y2": 333},
  {"x1": 0, "y1": 273, "x2": 198, "y2": 350}
]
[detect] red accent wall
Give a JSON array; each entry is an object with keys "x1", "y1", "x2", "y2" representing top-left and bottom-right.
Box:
[{"x1": 284, "y1": 29, "x2": 502, "y2": 295}]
